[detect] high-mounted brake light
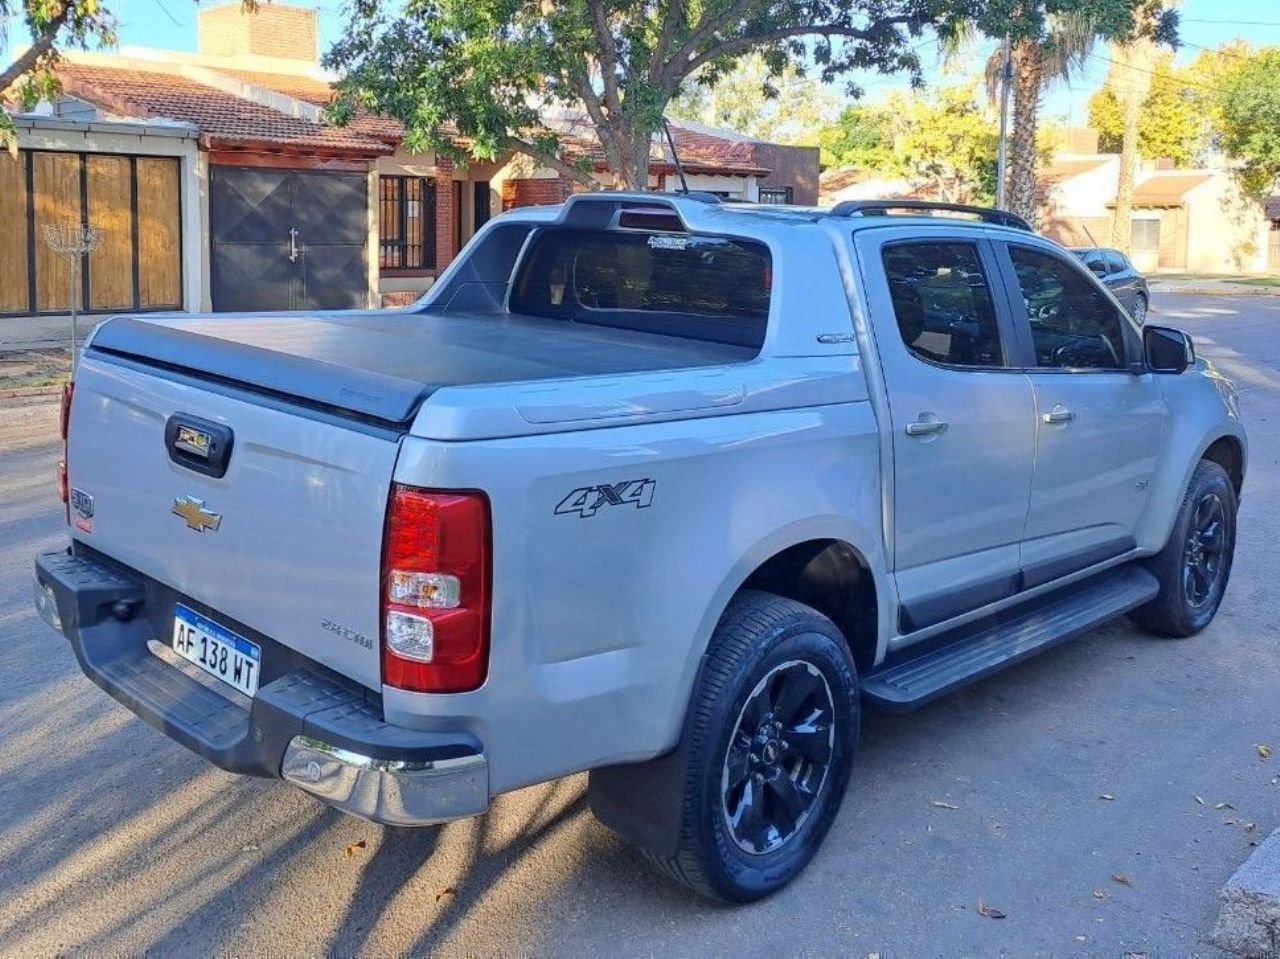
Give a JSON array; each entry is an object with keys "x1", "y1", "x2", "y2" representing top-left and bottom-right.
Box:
[{"x1": 381, "y1": 486, "x2": 491, "y2": 693}]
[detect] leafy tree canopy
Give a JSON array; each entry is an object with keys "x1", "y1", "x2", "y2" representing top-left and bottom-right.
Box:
[
  {"x1": 327, "y1": 0, "x2": 1171, "y2": 190},
  {"x1": 1214, "y1": 47, "x2": 1280, "y2": 199},
  {"x1": 0, "y1": 0, "x2": 118, "y2": 150},
  {"x1": 667, "y1": 53, "x2": 839, "y2": 144},
  {"x1": 1088, "y1": 52, "x2": 1205, "y2": 166}
]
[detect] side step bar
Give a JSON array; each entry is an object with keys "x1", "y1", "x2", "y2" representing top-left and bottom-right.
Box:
[{"x1": 862, "y1": 565, "x2": 1159, "y2": 711}]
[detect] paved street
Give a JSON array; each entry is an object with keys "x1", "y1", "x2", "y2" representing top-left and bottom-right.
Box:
[{"x1": 1, "y1": 292, "x2": 1278, "y2": 957}]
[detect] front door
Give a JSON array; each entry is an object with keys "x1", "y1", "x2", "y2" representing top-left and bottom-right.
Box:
[
  {"x1": 996, "y1": 241, "x2": 1163, "y2": 587},
  {"x1": 210, "y1": 166, "x2": 368, "y2": 312},
  {"x1": 857, "y1": 229, "x2": 1036, "y2": 635}
]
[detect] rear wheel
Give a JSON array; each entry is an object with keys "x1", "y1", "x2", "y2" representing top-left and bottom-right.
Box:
[
  {"x1": 1132, "y1": 460, "x2": 1237, "y2": 637},
  {"x1": 644, "y1": 591, "x2": 859, "y2": 902}
]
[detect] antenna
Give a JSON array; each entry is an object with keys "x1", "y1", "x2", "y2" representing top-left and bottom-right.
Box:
[{"x1": 660, "y1": 118, "x2": 690, "y2": 194}]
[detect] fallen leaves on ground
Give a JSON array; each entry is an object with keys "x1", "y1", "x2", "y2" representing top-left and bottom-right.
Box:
[
  {"x1": 1195, "y1": 796, "x2": 1206, "y2": 806},
  {"x1": 1111, "y1": 873, "x2": 1134, "y2": 887},
  {"x1": 929, "y1": 800, "x2": 959, "y2": 810},
  {"x1": 436, "y1": 886, "x2": 456, "y2": 902},
  {"x1": 976, "y1": 899, "x2": 1006, "y2": 919},
  {"x1": 1093, "y1": 889, "x2": 1108, "y2": 900},
  {"x1": 345, "y1": 839, "x2": 367, "y2": 858},
  {"x1": 1259, "y1": 744, "x2": 1273, "y2": 759},
  {"x1": 1215, "y1": 801, "x2": 1235, "y2": 810},
  {"x1": 1099, "y1": 794, "x2": 1115, "y2": 801}
]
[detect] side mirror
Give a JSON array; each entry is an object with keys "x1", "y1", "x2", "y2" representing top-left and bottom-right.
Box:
[
  {"x1": 1091, "y1": 267, "x2": 1108, "y2": 279},
  {"x1": 1143, "y1": 324, "x2": 1194, "y2": 374}
]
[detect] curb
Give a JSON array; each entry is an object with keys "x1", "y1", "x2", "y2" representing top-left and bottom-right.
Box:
[
  {"x1": 1213, "y1": 827, "x2": 1280, "y2": 957},
  {"x1": 1151, "y1": 284, "x2": 1280, "y2": 297},
  {"x1": 0, "y1": 385, "x2": 64, "y2": 408},
  {"x1": 0, "y1": 385, "x2": 65, "y2": 399}
]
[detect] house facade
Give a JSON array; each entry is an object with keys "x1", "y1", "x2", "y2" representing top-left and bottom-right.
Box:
[
  {"x1": 1, "y1": 1, "x2": 819, "y2": 315},
  {"x1": 1038, "y1": 150, "x2": 1274, "y2": 274}
]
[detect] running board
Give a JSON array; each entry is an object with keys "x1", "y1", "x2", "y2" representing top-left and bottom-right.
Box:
[{"x1": 862, "y1": 565, "x2": 1159, "y2": 711}]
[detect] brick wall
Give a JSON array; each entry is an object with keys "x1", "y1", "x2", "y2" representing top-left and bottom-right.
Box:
[
  {"x1": 434, "y1": 157, "x2": 457, "y2": 271},
  {"x1": 198, "y1": 4, "x2": 318, "y2": 64},
  {"x1": 502, "y1": 176, "x2": 574, "y2": 211}
]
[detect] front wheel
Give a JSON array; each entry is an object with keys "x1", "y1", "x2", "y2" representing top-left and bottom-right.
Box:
[
  {"x1": 644, "y1": 591, "x2": 859, "y2": 902},
  {"x1": 1131, "y1": 459, "x2": 1238, "y2": 637},
  {"x1": 1132, "y1": 293, "x2": 1149, "y2": 325}
]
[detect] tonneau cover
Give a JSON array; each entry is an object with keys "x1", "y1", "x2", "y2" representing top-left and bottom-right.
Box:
[{"x1": 90, "y1": 310, "x2": 755, "y2": 426}]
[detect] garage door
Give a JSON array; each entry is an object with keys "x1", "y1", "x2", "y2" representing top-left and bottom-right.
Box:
[{"x1": 210, "y1": 166, "x2": 368, "y2": 312}]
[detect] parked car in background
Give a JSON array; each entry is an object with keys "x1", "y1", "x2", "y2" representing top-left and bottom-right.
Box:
[{"x1": 1072, "y1": 247, "x2": 1150, "y2": 324}]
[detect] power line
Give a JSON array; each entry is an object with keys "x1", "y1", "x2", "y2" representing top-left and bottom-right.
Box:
[{"x1": 1182, "y1": 18, "x2": 1280, "y2": 27}]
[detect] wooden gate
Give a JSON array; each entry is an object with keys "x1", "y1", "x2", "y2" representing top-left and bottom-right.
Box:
[{"x1": 0, "y1": 150, "x2": 181, "y2": 316}]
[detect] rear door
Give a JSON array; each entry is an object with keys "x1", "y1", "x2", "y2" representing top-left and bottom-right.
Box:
[
  {"x1": 994, "y1": 240, "x2": 1163, "y2": 587},
  {"x1": 856, "y1": 228, "x2": 1036, "y2": 634}
]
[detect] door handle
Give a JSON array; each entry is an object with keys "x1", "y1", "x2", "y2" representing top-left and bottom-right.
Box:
[
  {"x1": 287, "y1": 227, "x2": 300, "y2": 263},
  {"x1": 905, "y1": 418, "x2": 948, "y2": 437},
  {"x1": 1042, "y1": 405, "x2": 1075, "y2": 425}
]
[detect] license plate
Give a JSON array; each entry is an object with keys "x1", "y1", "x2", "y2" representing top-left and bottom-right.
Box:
[{"x1": 171, "y1": 604, "x2": 261, "y2": 697}]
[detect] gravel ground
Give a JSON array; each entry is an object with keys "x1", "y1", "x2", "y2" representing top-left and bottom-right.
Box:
[{"x1": 1, "y1": 292, "x2": 1278, "y2": 957}]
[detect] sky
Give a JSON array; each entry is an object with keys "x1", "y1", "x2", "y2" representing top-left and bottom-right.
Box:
[{"x1": 4, "y1": 0, "x2": 1280, "y2": 127}]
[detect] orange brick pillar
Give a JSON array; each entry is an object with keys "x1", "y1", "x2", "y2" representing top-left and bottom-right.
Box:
[
  {"x1": 434, "y1": 157, "x2": 456, "y2": 271},
  {"x1": 501, "y1": 176, "x2": 574, "y2": 211}
]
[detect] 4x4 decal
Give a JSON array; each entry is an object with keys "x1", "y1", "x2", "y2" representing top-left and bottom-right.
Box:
[{"x1": 555, "y1": 479, "x2": 656, "y2": 518}]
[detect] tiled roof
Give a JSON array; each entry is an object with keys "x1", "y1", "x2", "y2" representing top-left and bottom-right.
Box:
[
  {"x1": 550, "y1": 122, "x2": 768, "y2": 177},
  {"x1": 1129, "y1": 173, "x2": 1214, "y2": 205},
  {"x1": 57, "y1": 62, "x2": 393, "y2": 155},
  {"x1": 1039, "y1": 157, "x2": 1112, "y2": 187},
  {"x1": 209, "y1": 67, "x2": 404, "y2": 141}
]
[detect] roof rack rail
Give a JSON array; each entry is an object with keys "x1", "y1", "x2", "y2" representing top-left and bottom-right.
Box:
[{"x1": 828, "y1": 200, "x2": 1032, "y2": 232}]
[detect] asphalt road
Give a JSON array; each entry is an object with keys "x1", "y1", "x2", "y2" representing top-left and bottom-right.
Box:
[{"x1": 2, "y1": 292, "x2": 1278, "y2": 957}]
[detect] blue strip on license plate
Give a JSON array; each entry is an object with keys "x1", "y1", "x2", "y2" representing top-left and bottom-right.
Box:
[{"x1": 171, "y1": 603, "x2": 261, "y2": 696}]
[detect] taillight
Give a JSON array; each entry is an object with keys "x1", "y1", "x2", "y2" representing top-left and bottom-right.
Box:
[
  {"x1": 381, "y1": 485, "x2": 491, "y2": 693},
  {"x1": 58, "y1": 382, "x2": 74, "y2": 512}
]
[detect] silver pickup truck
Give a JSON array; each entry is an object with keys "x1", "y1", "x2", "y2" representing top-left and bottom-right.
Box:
[{"x1": 34, "y1": 194, "x2": 1245, "y2": 902}]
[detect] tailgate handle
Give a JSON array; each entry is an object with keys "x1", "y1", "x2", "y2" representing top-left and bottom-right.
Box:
[{"x1": 164, "y1": 414, "x2": 234, "y2": 479}]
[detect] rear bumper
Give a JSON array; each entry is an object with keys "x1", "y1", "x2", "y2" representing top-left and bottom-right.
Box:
[{"x1": 34, "y1": 548, "x2": 488, "y2": 826}]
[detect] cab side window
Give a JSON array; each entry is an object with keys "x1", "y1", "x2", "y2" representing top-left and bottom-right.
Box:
[
  {"x1": 882, "y1": 242, "x2": 1006, "y2": 369},
  {"x1": 1008, "y1": 246, "x2": 1128, "y2": 371}
]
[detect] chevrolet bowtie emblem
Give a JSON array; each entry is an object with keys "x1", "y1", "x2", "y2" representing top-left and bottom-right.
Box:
[{"x1": 172, "y1": 495, "x2": 222, "y2": 533}]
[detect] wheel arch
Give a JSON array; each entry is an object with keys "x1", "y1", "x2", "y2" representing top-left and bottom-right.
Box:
[{"x1": 1201, "y1": 433, "x2": 1245, "y2": 497}]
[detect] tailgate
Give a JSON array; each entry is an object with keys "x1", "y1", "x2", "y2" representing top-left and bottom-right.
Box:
[{"x1": 67, "y1": 353, "x2": 398, "y2": 691}]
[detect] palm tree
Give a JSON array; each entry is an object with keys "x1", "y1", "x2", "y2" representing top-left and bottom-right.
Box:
[
  {"x1": 1109, "y1": 4, "x2": 1172, "y2": 252},
  {"x1": 981, "y1": 12, "x2": 1099, "y2": 224}
]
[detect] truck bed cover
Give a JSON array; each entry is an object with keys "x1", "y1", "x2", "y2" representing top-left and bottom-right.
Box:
[{"x1": 90, "y1": 310, "x2": 755, "y2": 427}]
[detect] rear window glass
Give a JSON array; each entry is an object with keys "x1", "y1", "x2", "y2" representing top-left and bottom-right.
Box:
[{"x1": 508, "y1": 228, "x2": 772, "y2": 348}]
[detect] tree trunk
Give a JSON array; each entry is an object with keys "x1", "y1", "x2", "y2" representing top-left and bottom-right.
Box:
[
  {"x1": 1109, "y1": 39, "x2": 1156, "y2": 252},
  {"x1": 608, "y1": 125, "x2": 653, "y2": 191},
  {"x1": 0, "y1": 13, "x2": 69, "y2": 95},
  {"x1": 1005, "y1": 39, "x2": 1043, "y2": 225}
]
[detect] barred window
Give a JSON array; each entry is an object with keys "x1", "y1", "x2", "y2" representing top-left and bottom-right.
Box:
[{"x1": 379, "y1": 176, "x2": 436, "y2": 270}]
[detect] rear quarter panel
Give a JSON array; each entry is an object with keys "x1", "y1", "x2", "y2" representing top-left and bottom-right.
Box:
[{"x1": 386, "y1": 400, "x2": 886, "y2": 794}]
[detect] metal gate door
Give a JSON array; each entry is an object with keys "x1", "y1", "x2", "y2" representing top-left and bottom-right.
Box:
[{"x1": 210, "y1": 167, "x2": 368, "y2": 312}]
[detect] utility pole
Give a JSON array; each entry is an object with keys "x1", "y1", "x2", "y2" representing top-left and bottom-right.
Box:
[{"x1": 995, "y1": 35, "x2": 1013, "y2": 210}]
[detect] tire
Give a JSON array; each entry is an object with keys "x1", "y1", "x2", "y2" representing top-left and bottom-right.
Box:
[
  {"x1": 1131, "y1": 459, "x2": 1237, "y2": 638},
  {"x1": 644, "y1": 590, "x2": 860, "y2": 903},
  {"x1": 1132, "y1": 293, "x2": 1148, "y2": 325}
]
